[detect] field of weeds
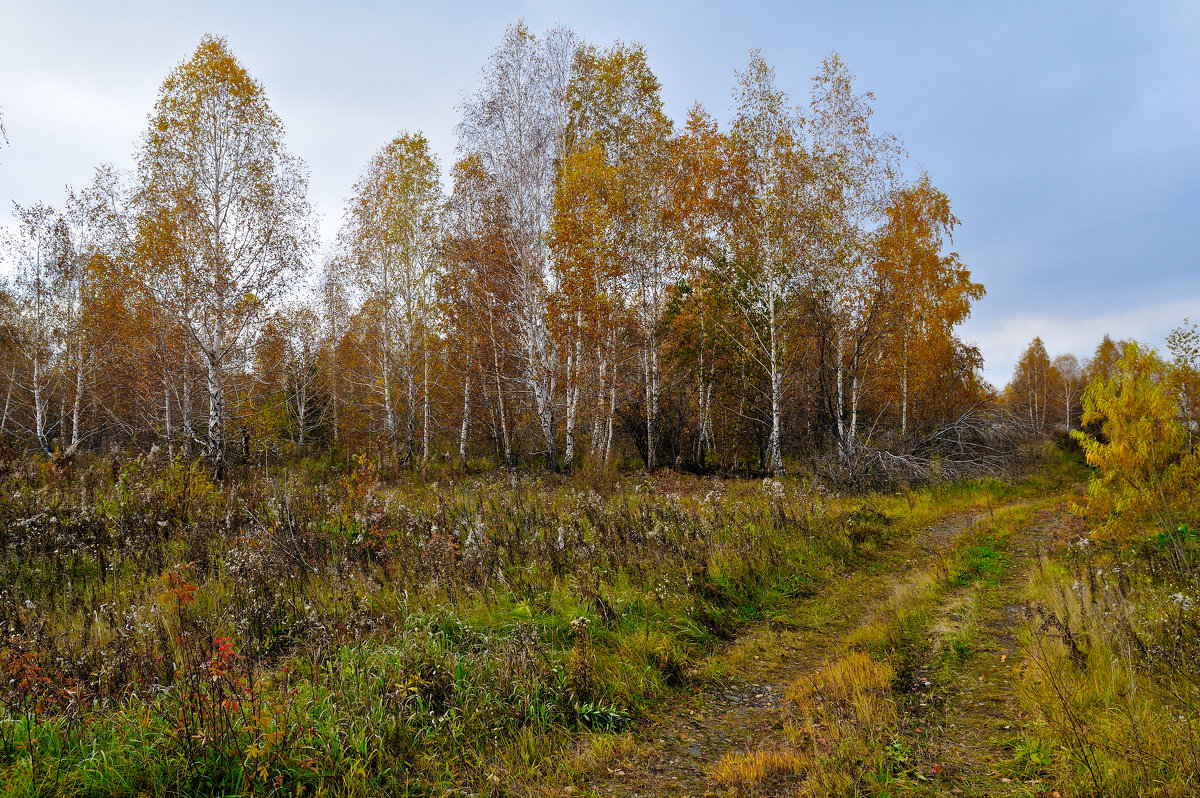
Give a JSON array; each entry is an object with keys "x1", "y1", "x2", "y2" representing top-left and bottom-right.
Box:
[
  {"x1": 6, "y1": 443, "x2": 1193, "y2": 798},
  {"x1": 0, "y1": 453, "x2": 882, "y2": 796}
]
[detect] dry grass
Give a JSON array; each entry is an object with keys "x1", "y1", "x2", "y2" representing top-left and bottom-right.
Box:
[
  {"x1": 1015, "y1": 549, "x2": 1200, "y2": 796},
  {"x1": 708, "y1": 652, "x2": 900, "y2": 796},
  {"x1": 712, "y1": 748, "x2": 807, "y2": 793},
  {"x1": 786, "y1": 650, "x2": 898, "y2": 736}
]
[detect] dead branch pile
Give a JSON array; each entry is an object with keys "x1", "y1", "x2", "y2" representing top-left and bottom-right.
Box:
[{"x1": 820, "y1": 402, "x2": 1038, "y2": 489}]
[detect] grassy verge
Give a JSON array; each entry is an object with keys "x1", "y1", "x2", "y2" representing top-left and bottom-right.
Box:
[
  {"x1": 0, "y1": 458, "x2": 914, "y2": 796},
  {"x1": 1012, "y1": 524, "x2": 1200, "y2": 796}
]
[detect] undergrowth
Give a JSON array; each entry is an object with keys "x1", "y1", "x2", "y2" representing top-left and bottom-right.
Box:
[
  {"x1": 0, "y1": 446, "x2": 1074, "y2": 796},
  {"x1": 0, "y1": 454, "x2": 898, "y2": 796},
  {"x1": 1015, "y1": 525, "x2": 1200, "y2": 796}
]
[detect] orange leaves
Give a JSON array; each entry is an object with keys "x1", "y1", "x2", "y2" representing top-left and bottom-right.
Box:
[{"x1": 158, "y1": 562, "x2": 198, "y2": 612}]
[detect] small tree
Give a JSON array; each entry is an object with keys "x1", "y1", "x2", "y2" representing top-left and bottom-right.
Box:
[{"x1": 1072, "y1": 342, "x2": 1200, "y2": 545}]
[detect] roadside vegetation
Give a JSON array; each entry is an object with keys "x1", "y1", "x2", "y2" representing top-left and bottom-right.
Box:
[
  {"x1": 2, "y1": 15, "x2": 1198, "y2": 798},
  {"x1": 1011, "y1": 339, "x2": 1200, "y2": 797},
  {"x1": 0, "y1": 443, "x2": 1069, "y2": 797},
  {"x1": 0, "y1": 450, "x2": 927, "y2": 796}
]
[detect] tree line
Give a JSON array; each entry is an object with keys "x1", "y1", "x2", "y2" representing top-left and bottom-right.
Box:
[
  {"x1": 0, "y1": 24, "x2": 988, "y2": 476},
  {"x1": 1008, "y1": 326, "x2": 1200, "y2": 444}
]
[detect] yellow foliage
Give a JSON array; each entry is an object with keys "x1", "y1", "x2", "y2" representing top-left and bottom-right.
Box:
[{"x1": 1072, "y1": 341, "x2": 1200, "y2": 543}]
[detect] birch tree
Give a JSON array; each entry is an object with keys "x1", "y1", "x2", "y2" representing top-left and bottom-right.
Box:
[
  {"x1": 807, "y1": 52, "x2": 901, "y2": 458},
  {"x1": 253, "y1": 301, "x2": 326, "y2": 450},
  {"x1": 339, "y1": 132, "x2": 441, "y2": 462},
  {"x1": 1050, "y1": 353, "x2": 1083, "y2": 432},
  {"x1": 717, "y1": 51, "x2": 810, "y2": 474},
  {"x1": 1010, "y1": 337, "x2": 1052, "y2": 430},
  {"x1": 875, "y1": 174, "x2": 983, "y2": 437},
  {"x1": 58, "y1": 166, "x2": 129, "y2": 452},
  {"x1": 558, "y1": 41, "x2": 670, "y2": 470},
  {"x1": 8, "y1": 202, "x2": 63, "y2": 454},
  {"x1": 443, "y1": 155, "x2": 521, "y2": 467},
  {"x1": 135, "y1": 34, "x2": 310, "y2": 477},
  {"x1": 457, "y1": 21, "x2": 579, "y2": 471}
]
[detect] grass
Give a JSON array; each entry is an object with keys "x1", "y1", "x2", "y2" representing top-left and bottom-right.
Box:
[
  {"x1": 3, "y1": 440, "x2": 1156, "y2": 798},
  {"x1": 1013, "y1": 543, "x2": 1200, "y2": 797},
  {"x1": 0, "y1": 455, "x2": 891, "y2": 796}
]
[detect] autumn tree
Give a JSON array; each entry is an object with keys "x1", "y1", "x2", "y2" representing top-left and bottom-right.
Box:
[
  {"x1": 1049, "y1": 353, "x2": 1083, "y2": 432},
  {"x1": 1073, "y1": 342, "x2": 1200, "y2": 543},
  {"x1": 557, "y1": 41, "x2": 672, "y2": 470},
  {"x1": 1084, "y1": 335, "x2": 1125, "y2": 386},
  {"x1": 55, "y1": 166, "x2": 130, "y2": 452},
  {"x1": 338, "y1": 132, "x2": 442, "y2": 463},
  {"x1": 441, "y1": 155, "x2": 523, "y2": 467},
  {"x1": 719, "y1": 50, "x2": 810, "y2": 474},
  {"x1": 1008, "y1": 337, "x2": 1051, "y2": 430},
  {"x1": 309, "y1": 260, "x2": 343, "y2": 445},
  {"x1": 458, "y1": 21, "x2": 579, "y2": 471},
  {"x1": 7, "y1": 202, "x2": 63, "y2": 453},
  {"x1": 252, "y1": 300, "x2": 327, "y2": 451},
  {"x1": 875, "y1": 173, "x2": 983, "y2": 437},
  {"x1": 670, "y1": 105, "x2": 733, "y2": 468},
  {"x1": 807, "y1": 52, "x2": 901, "y2": 458},
  {"x1": 135, "y1": 34, "x2": 310, "y2": 476},
  {"x1": 551, "y1": 143, "x2": 615, "y2": 469}
]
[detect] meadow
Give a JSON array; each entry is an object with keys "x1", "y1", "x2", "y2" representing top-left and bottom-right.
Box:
[{"x1": 1, "y1": 442, "x2": 1197, "y2": 797}]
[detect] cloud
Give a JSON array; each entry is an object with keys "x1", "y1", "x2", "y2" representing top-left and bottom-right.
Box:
[
  {"x1": 6, "y1": 74, "x2": 150, "y2": 156},
  {"x1": 963, "y1": 297, "x2": 1200, "y2": 387}
]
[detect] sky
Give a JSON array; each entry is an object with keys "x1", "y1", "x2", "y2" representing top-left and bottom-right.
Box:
[{"x1": 1, "y1": 0, "x2": 1198, "y2": 387}]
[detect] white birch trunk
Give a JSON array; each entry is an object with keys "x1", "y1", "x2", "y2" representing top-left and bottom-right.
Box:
[
  {"x1": 70, "y1": 357, "x2": 85, "y2": 450},
  {"x1": 835, "y1": 329, "x2": 846, "y2": 456},
  {"x1": 563, "y1": 315, "x2": 582, "y2": 472},
  {"x1": 382, "y1": 353, "x2": 398, "y2": 447},
  {"x1": 590, "y1": 345, "x2": 607, "y2": 461},
  {"x1": 422, "y1": 342, "x2": 430, "y2": 463},
  {"x1": 163, "y1": 376, "x2": 174, "y2": 458},
  {"x1": 605, "y1": 370, "x2": 617, "y2": 465},
  {"x1": 850, "y1": 366, "x2": 859, "y2": 444},
  {"x1": 526, "y1": 309, "x2": 558, "y2": 471},
  {"x1": 1, "y1": 367, "x2": 15, "y2": 438},
  {"x1": 459, "y1": 347, "x2": 472, "y2": 467},
  {"x1": 204, "y1": 348, "x2": 225, "y2": 475},
  {"x1": 490, "y1": 329, "x2": 511, "y2": 467},
  {"x1": 32, "y1": 354, "x2": 51, "y2": 455},
  {"x1": 406, "y1": 335, "x2": 417, "y2": 461},
  {"x1": 767, "y1": 289, "x2": 784, "y2": 475},
  {"x1": 181, "y1": 354, "x2": 195, "y2": 452},
  {"x1": 900, "y1": 333, "x2": 908, "y2": 438}
]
